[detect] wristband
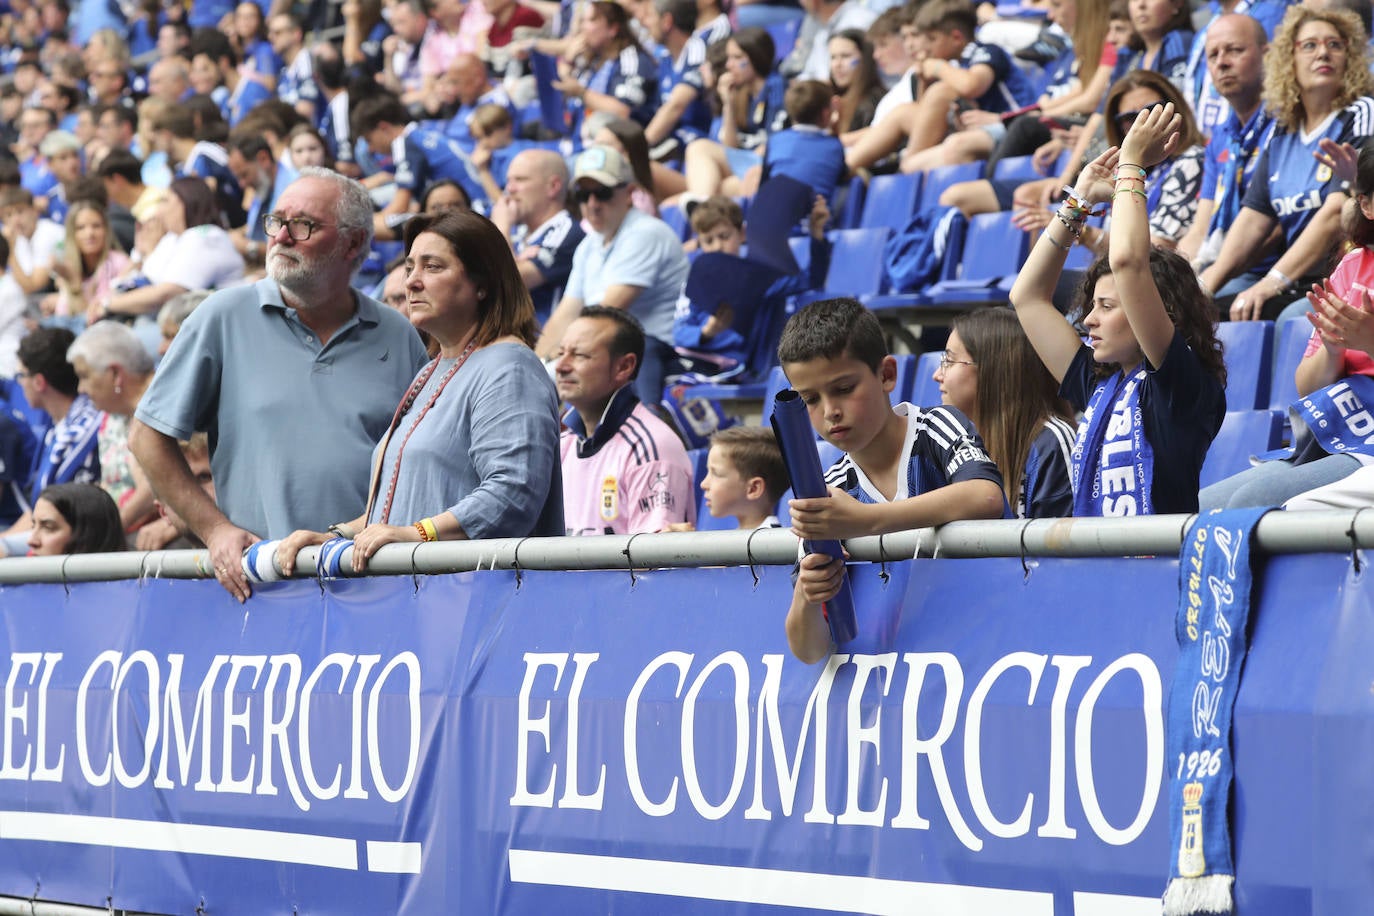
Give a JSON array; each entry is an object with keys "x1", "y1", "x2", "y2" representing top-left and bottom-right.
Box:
[
  {"x1": 327, "y1": 523, "x2": 356, "y2": 539},
  {"x1": 416, "y1": 517, "x2": 439, "y2": 542},
  {"x1": 1266, "y1": 268, "x2": 1293, "y2": 291},
  {"x1": 1113, "y1": 187, "x2": 1148, "y2": 201}
]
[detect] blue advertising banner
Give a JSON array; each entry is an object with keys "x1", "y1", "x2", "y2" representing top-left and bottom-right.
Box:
[{"x1": 0, "y1": 552, "x2": 1370, "y2": 914}]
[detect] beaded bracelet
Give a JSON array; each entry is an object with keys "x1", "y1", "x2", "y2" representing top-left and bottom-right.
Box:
[
  {"x1": 1116, "y1": 164, "x2": 1146, "y2": 179},
  {"x1": 1055, "y1": 209, "x2": 1085, "y2": 237}
]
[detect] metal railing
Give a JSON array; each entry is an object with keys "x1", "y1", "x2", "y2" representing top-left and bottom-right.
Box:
[{"x1": 0, "y1": 510, "x2": 1367, "y2": 584}]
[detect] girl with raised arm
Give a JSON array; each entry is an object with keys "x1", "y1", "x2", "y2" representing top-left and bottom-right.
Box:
[{"x1": 1009, "y1": 102, "x2": 1226, "y2": 516}]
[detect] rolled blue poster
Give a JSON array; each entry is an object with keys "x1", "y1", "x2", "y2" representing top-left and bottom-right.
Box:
[{"x1": 770, "y1": 389, "x2": 858, "y2": 645}]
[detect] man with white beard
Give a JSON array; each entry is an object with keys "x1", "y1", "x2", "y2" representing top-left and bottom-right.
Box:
[{"x1": 130, "y1": 168, "x2": 428, "y2": 602}]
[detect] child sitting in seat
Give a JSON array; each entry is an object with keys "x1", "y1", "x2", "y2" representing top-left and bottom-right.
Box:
[{"x1": 672, "y1": 192, "x2": 831, "y2": 382}]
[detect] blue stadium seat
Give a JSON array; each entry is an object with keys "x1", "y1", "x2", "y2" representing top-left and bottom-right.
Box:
[
  {"x1": 992, "y1": 155, "x2": 1041, "y2": 184},
  {"x1": 925, "y1": 211, "x2": 1028, "y2": 304},
  {"x1": 891, "y1": 353, "x2": 916, "y2": 403},
  {"x1": 860, "y1": 173, "x2": 922, "y2": 231},
  {"x1": 760, "y1": 365, "x2": 791, "y2": 424},
  {"x1": 833, "y1": 175, "x2": 866, "y2": 230},
  {"x1": 1269, "y1": 319, "x2": 1311, "y2": 410},
  {"x1": 1200, "y1": 410, "x2": 1286, "y2": 488},
  {"x1": 765, "y1": 18, "x2": 801, "y2": 65},
  {"x1": 863, "y1": 214, "x2": 968, "y2": 312},
  {"x1": 1215, "y1": 321, "x2": 1274, "y2": 411},
  {"x1": 909, "y1": 351, "x2": 942, "y2": 407},
  {"x1": 916, "y1": 162, "x2": 984, "y2": 211},
  {"x1": 660, "y1": 203, "x2": 690, "y2": 241},
  {"x1": 797, "y1": 227, "x2": 891, "y2": 305}
]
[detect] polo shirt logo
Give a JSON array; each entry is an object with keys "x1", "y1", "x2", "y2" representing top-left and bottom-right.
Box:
[{"x1": 600, "y1": 475, "x2": 619, "y2": 521}]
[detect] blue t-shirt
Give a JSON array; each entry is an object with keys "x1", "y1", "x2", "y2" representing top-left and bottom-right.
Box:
[
  {"x1": 575, "y1": 46, "x2": 661, "y2": 130},
  {"x1": 762, "y1": 126, "x2": 846, "y2": 200},
  {"x1": 277, "y1": 51, "x2": 321, "y2": 118},
  {"x1": 1104, "y1": 29, "x2": 1195, "y2": 107},
  {"x1": 319, "y1": 92, "x2": 354, "y2": 166},
  {"x1": 392, "y1": 125, "x2": 490, "y2": 212},
  {"x1": 0, "y1": 404, "x2": 36, "y2": 527},
  {"x1": 1059, "y1": 331, "x2": 1225, "y2": 516},
  {"x1": 958, "y1": 40, "x2": 1036, "y2": 114},
  {"x1": 713, "y1": 71, "x2": 787, "y2": 150},
  {"x1": 512, "y1": 209, "x2": 585, "y2": 323},
  {"x1": 655, "y1": 37, "x2": 712, "y2": 140},
  {"x1": 435, "y1": 87, "x2": 516, "y2": 145},
  {"x1": 182, "y1": 141, "x2": 246, "y2": 228},
  {"x1": 1240, "y1": 97, "x2": 1374, "y2": 247},
  {"x1": 19, "y1": 156, "x2": 56, "y2": 201},
  {"x1": 1037, "y1": 46, "x2": 1079, "y2": 100},
  {"x1": 822, "y1": 402, "x2": 1006, "y2": 508},
  {"x1": 565, "y1": 207, "x2": 688, "y2": 344},
  {"x1": 226, "y1": 76, "x2": 274, "y2": 127}
]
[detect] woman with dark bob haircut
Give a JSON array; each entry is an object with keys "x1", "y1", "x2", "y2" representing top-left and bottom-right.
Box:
[
  {"x1": 277, "y1": 211, "x2": 564, "y2": 573},
  {"x1": 26, "y1": 483, "x2": 125, "y2": 556}
]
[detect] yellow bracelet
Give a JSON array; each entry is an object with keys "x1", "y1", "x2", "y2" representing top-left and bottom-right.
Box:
[{"x1": 418, "y1": 517, "x2": 439, "y2": 542}]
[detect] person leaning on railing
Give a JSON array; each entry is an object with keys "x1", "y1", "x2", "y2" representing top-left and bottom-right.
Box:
[{"x1": 275, "y1": 210, "x2": 564, "y2": 577}]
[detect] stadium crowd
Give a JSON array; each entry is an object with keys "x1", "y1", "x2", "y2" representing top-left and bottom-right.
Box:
[{"x1": 4, "y1": 0, "x2": 1374, "y2": 617}]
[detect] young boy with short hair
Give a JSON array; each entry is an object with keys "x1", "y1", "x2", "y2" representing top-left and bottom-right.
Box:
[
  {"x1": 672, "y1": 192, "x2": 831, "y2": 381},
  {"x1": 701, "y1": 426, "x2": 787, "y2": 529},
  {"x1": 780, "y1": 297, "x2": 1005, "y2": 662},
  {"x1": 760, "y1": 80, "x2": 847, "y2": 201}
]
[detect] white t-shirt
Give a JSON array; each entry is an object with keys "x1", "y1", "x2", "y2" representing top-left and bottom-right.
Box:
[
  {"x1": 142, "y1": 225, "x2": 245, "y2": 291},
  {"x1": 0, "y1": 273, "x2": 26, "y2": 377},
  {"x1": 15, "y1": 219, "x2": 63, "y2": 275},
  {"x1": 873, "y1": 66, "x2": 919, "y2": 126}
]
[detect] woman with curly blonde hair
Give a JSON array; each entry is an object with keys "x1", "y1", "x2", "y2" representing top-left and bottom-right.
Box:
[{"x1": 1199, "y1": 4, "x2": 1374, "y2": 321}]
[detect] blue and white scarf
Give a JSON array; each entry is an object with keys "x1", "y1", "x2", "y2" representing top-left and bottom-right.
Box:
[
  {"x1": 32, "y1": 393, "x2": 102, "y2": 497},
  {"x1": 1070, "y1": 367, "x2": 1154, "y2": 517},
  {"x1": 1164, "y1": 507, "x2": 1269, "y2": 916},
  {"x1": 1294, "y1": 375, "x2": 1374, "y2": 458}
]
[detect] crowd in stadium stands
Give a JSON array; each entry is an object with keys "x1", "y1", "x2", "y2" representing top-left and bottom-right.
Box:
[{"x1": 4, "y1": 0, "x2": 1374, "y2": 608}]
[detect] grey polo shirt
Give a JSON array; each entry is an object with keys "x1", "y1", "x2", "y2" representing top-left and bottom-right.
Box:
[{"x1": 135, "y1": 278, "x2": 430, "y2": 538}]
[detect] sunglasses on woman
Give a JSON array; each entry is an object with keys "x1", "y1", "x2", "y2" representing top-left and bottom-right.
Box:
[
  {"x1": 573, "y1": 184, "x2": 622, "y2": 204},
  {"x1": 1113, "y1": 99, "x2": 1169, "y2": 137}
]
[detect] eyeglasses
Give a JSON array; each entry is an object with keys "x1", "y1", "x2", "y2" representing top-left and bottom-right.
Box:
[
  {"x1": 1113, "y1": 99, "x2": 1169, "y2": 137},
  {"x1": 573, "y1": 184, "x2": 621, "y2": 204},
  {"x1": 938, "y1": 352, "x2": 975, "y2": 371},
  {"x1": 263, "y1": 214, "x2": 331, "y2": 240},
  {"x1": 1295, "y1": 37, "x2": 1346, "y2": 56}
]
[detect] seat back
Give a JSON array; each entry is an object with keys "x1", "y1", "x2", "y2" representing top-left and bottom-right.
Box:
[
  {"x1": 910, "y1": 351, "x2": 943, "y2": 406},
  {"x1": 956, "y1": 212, "x2": 1029, "y2": 282},
  {"x1": 822, "y1": 227, "x2": 890, "y2": 296},
  {"x1": 1215, "y1": 320, "x2": 1274, "y2": 411},
  {"x1": 991, "y1": 155, "x2": 1040, "y2": 183},
  {"x1": 1200, "y1": 410, "x2": 1286, "y2": 488},
  {"x1": 860, "y1": 172, "x2": 922, "y2": 231},
  {"x1": 916, "y1": 162, "x2": 984, "y2": 211},
  {"x1": 1268, "y1": 319, "x2": 1311, "y2": 410}
]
